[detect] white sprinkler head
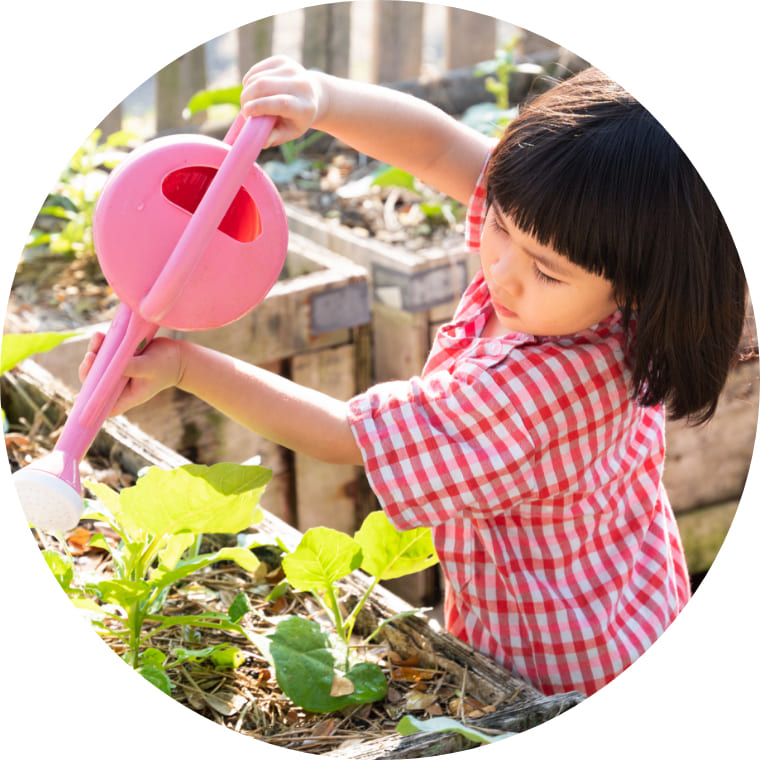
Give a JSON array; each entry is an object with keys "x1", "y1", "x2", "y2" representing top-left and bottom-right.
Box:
[{"x1": 13, "y1": 467, "x2": 85, "y2": 533}]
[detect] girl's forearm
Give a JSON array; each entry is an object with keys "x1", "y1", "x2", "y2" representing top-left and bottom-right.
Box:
[
  {"x1": 312, "y1": 71, "x2": 490, "y2": 204},
  {"x1": 176, "y1": 342, "x2": 363, "y2": 466}
]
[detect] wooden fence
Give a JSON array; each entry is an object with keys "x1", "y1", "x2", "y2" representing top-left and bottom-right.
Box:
[{"x1": 97, "y1": 1, "x2": 577, "y2": 138}]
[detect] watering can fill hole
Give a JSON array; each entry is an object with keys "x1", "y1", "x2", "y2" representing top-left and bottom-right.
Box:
[{"x1": 161, "y1": 165, "x2": 262, "y2": 243}]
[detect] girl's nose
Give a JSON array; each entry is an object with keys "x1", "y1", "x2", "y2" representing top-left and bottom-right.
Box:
[{"x1": 489, "y1": 255, "x2": 522, "y2": 296}]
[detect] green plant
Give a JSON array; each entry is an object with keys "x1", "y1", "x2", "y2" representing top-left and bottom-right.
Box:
[
  {"x1": 184, "y1": 86, "x2": 323, "y2": 185},
  {"x1": 371, "y1": 165, "x2": 462, "y2": 231},
  {"x1": 461, "y1": 38, "x2": 520, "y2": 137},
  {"x1": 25, "y1": 129, "x2": 137, "y2": 260},
  {"x1": 260, "y1": 511, "x2": 439, "y2": 712},
  {"x1": 42, "y1": 462, "x2": 271, "y2": 694}
]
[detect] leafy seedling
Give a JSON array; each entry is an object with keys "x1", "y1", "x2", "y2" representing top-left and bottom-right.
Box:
[
  {"x1": 42, "y1": 463, "x2": 271, "y2": 686},
  {"x1": 265, "y1": 511, "x2": 438, "y2": 712}
]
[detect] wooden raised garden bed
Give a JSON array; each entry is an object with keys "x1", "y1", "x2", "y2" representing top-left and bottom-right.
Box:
[{"x1": 3, "y1": 359, "x2": 584, "y2": 757}]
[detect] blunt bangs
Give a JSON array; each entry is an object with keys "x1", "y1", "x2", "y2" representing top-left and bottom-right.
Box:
[
  {"x1": 484, "y1": 68, "x2": 747, "y2": 423},
  {"x1": 486, "y1": 74, "x2": 686, "y2": 311}
]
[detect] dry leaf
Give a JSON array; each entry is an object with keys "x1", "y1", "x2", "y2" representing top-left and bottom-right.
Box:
[
  {"x1": 203, "y1": 690, "x2": 247, "y2": 716},
  {"x1": 392, "y1": 666, "x2": 438, "y2": 681},
  {"x1": 404, "y1": 690, "x2": 438, "y2": 712},
  {"x1": 330, "y1": 674, "x2": 355, "y2": 697},
  {"x1": 65, "y1": 526, "x2": 95, "y2": 555}
]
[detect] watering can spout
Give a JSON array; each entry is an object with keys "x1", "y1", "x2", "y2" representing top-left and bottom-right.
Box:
[{"x1": 13, "y1": 451, "x2": 84, "y2": 533}]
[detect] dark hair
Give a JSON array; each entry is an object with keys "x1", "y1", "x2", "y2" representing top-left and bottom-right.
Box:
[{"x1": 486, "y1": 67, "x2": 747, "y2": 424}]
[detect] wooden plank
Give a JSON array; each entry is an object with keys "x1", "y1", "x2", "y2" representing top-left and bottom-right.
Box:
[
  {"x1": 445, "y1": 7, "x2": 497, "y2": 70},
  {"x1": 302, "y1": 3, "x2": 351, "y2": 78},
  {"x1": 236, "y1": 16, "x2": 274, "y2": 74},
  {"x1": 156, "y1": 46, "x2": 207, "y2": 134},
  {"x1": 372, "y1": 0, "x2": 423, "y2": 84},
  {"x1": 291, "y1": 343, "x2": 363, "y2": 534},
  {"x1": 372, "y1": 302, "x2": 430, "y2": 382}
]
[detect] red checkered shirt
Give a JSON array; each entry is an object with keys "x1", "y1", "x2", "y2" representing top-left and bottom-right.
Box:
[{"x1": 347, "y1": 159, "x2": 691, "y2": 697}]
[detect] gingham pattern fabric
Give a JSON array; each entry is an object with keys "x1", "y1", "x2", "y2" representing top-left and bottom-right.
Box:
[{"x1": 347, "y1": 158, "x2": 691, "y2": 697}]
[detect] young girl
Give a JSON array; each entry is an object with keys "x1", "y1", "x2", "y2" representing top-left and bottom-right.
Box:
[{"x1": 81, "y1": 56, "x2": 747, "y2": 697}]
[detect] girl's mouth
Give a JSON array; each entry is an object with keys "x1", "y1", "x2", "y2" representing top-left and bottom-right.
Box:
[{"x1": 493, "y1": 302, "x2": 518, "y2": 319}]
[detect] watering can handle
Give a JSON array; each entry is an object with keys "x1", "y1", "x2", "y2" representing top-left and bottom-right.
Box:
[{"x1": 137, "y1": 114, "x2": 276, "y2": 325}]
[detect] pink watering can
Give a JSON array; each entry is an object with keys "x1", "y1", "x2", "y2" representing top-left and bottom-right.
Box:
[{"x1": 13, "y1": 113, "x2": 288, "y2": 532}]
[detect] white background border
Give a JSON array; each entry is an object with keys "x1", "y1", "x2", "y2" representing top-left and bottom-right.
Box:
[{"x1": 2, "y1": 2, "x2": 757, "y2": 757}]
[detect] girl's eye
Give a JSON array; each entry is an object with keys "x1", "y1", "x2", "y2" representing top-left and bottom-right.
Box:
[
  {"x1": 488, "y1": 215, "x2": 509, "y2": 237},
  {"x1": 533, "y1": 265, "x2": 561, "y2": 285}
]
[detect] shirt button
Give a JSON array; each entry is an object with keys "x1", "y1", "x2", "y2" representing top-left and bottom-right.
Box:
[{"x1": 487, "y1": 340, "x2": 502, "y2": 355}]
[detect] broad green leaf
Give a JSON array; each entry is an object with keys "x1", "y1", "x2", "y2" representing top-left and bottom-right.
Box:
[
  {"x1": 184, "y1": 86, "x2": 243, "y2": 118},
  {"x1": 355, "y1": 512, "x2": 438, "y2": 580},
  {"x1": 120, "y1": 463, "x2": 270, "y2": 537},
  {"x1": 269, "y1": 617, "x2": 387, "y2": 712},
  {"x1": 96, "y1": 579, "x2": 151, "y2": 608},
  {"x1": 1, "y1": 331, "x2": 79, "y2": 375},
  {"x1": 150, "y1": 547, "x2": 259, "y2": 591},
  {"x1": 140, "y1": 648, "x2": 167, "y2": 667},
  {"x1": 396, "y1": 715, "x2": 514, "y2": 744},
  {"x1": 371, "y1": 165, "x2": 418, "y2": 192},
  {"x1": 137, "y1": 665, "x2": 172, "y2": 695},
  {"x1": 282, "y1": 527, "x2": 362, "y2": 592}
]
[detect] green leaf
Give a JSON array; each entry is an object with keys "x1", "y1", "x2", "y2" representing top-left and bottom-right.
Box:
[
  {"x1": 41, "y1": 549, "x2": 74, "y2": 592},
  {"x1": 149, "y1": 547, "x2": 259, "y2": 591},
  {"x1": 140, "y1": 648, "x2": 167, "y2": 668},
  {"x1": 1, "y1": 331, "x2": 80, "y2": 375},
  {"x1": 96, "y1": 579, "x2": 151, "y2": 608},
  {"x1": 228, "y1": 592, "x2": 252, "y2": 624},
  {"x1": 119, "y1": 463, "x2": 270, "y2": 537},
  {"x1": 355, "y1": 512, "x2": 438, "y2": 580},
  {"x1": 158, "y1": 533, "x2": 196, "y2": 571},
  {"x1": 371, "y1": 165, "x2": 418, "y2": 192},
  {"x1": 137, "y1": 665, "x2": 173, "y2": 695},
  {"x1": 282, "y1": 527, "x2": 362, "y2": 592},
  {"x1": 184, "y1": 86, "x2": 243, "y2": 118},
  {"x1": 396, "y1": 715, "x2": 514, "y2": 744},
  {"x1": 269, "y1": 617, "x2": 387, "y2": 712}
]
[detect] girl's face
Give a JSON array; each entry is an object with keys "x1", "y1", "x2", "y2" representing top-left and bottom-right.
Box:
[{"x1": 480, "y1": 205, "x2": 619, "y2": 337}]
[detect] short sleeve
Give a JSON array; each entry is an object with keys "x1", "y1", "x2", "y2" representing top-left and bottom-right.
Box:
[{"x1": 347, "y1": 362, "x2": 540, "y2": 530}]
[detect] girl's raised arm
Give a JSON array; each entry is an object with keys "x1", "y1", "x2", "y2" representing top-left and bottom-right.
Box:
[{"x1": 240, "y1": 55, "x2": 491, "y2": 205}]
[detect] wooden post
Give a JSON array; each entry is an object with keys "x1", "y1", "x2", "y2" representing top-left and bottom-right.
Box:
[
  {"x1": 302, "y1": 2, "x2": 351, "y2": 77},
  {"x1": 371, "y1": 0, "x2": 423, "y2": 83},
  {"x1": 97, "y1": 104, "x2": 123, "y2": 140},
  {"x1": 156, "y1": 46, "x2": 207, "y2": 134},
  {"x1": 291, "y1": 344, "x2": 364, "y2": 534},
  {"x1": 237, "y1": 16, "x2": 274, "y2": 73},
  {"x1": 445, "y1": 7, "x2": 497, "y2": 70}
]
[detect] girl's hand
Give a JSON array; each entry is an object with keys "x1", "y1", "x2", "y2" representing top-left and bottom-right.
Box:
[
  {"x1": 78, "y1": 334, "x2": 184, "y2": 417},
  {"x1": 240, "y1": 55, "x2": 325, "y2": 148}
]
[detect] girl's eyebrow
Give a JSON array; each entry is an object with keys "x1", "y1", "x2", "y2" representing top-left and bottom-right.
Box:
[{"x1": 495, "y1": 208, "x2": 576, "y2": 278}]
